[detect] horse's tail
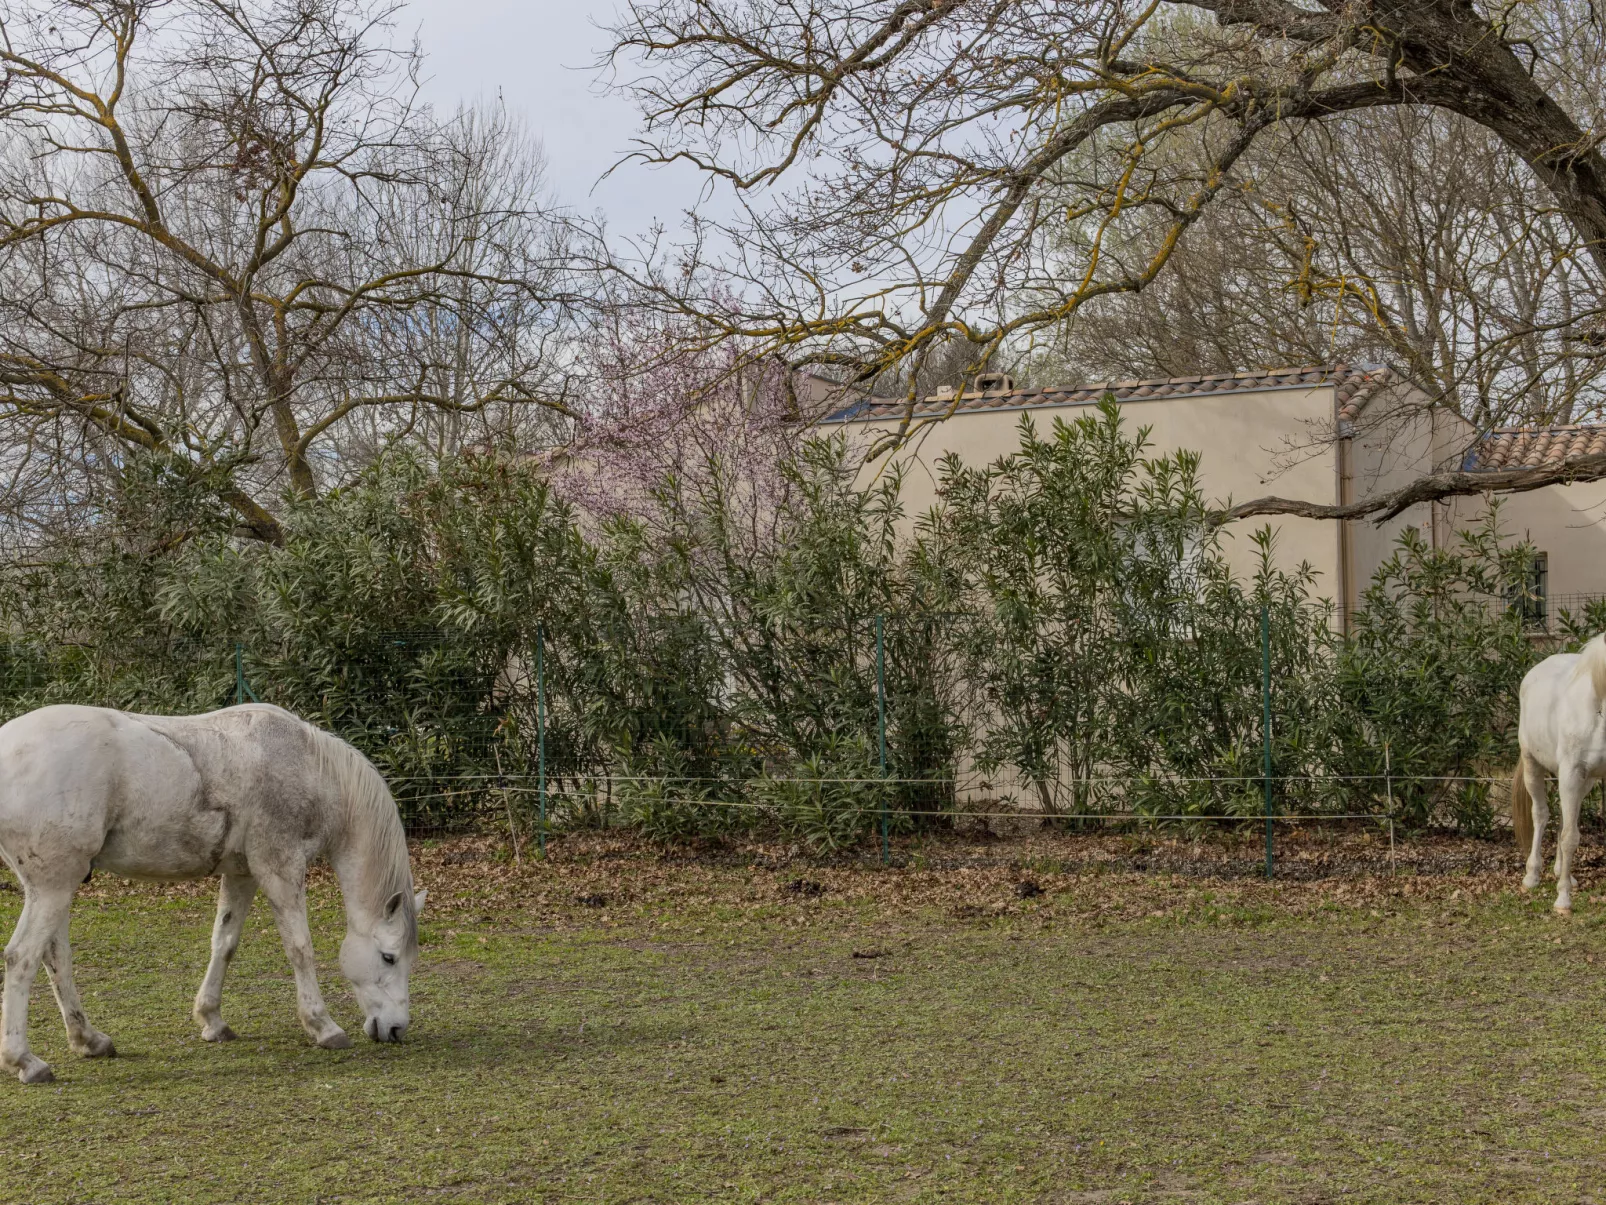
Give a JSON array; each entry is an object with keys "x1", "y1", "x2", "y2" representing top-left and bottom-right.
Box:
[{"x1": 1512, "y1": 754, "x2": 1533, "y2": 853}]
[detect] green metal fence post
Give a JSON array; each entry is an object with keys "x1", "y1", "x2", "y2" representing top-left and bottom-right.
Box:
[
  {"x1": 1262, "y1": 603, "x2": 1274, "y2": 879},
  {"x1": 233, "y1": 642, "x2": 258, "y2": 705},
  {"x1": 537, "y1": 624, "x2": 548, "y2": 861},
  {"x1": 876, "y1": 614, "x2": 889, "y2": 867}
]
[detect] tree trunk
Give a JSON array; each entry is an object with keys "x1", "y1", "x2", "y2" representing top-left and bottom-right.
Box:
[
  {"x1": 236, "y1": 298, "x2": 317, "y2": 498},
  {"x1": 1377, "y1": 0, "x2": 1606, "y2": 278},
  {"x1": 218, "y1": 485, "x2": 286, "y2": 546},
  {"x1": 268, "y1": 379, "x2": 318, "y2": 499}
]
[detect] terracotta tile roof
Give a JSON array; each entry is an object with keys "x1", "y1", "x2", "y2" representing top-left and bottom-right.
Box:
[
  {"x1": 1467, "y1": 424, "x2": 1606, "y2": 472},
  {"x1": 822, "y1": 363, "x2": 1400, "y2": 424}
]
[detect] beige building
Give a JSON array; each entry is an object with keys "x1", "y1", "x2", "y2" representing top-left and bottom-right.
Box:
[
  {"x1": 813, "y1": 364, "x2": 1606, "y2": 630},
  {"x1": 1469, "y1": 426, "x2": 1606, "y2": 621}
]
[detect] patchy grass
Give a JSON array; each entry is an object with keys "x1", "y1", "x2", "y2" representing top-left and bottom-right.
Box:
[{"x1": 3, "y1": 830, "x2": 1606, "y2": 1203}]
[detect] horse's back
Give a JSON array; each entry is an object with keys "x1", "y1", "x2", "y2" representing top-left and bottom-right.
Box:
[
  {"x1": 0, "y1": 704, "x2": 271, "y2": 882},
  {"x1": 0, "y1": 703, "x2": 355, "y2": 885},
  {"x1": 0, "y1": 706, "x2": 188, "y2": 877},
  {"x1": 0, "y1": 703, "x2": 177, "y2": 812}
]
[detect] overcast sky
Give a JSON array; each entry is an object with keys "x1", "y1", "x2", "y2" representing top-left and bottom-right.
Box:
[{"x1": 402, "y1": 0, "x2": 715, "y2": 237}]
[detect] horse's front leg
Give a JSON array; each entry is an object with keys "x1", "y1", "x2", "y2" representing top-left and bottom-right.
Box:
[
  {"x1": 2, "y1": 885, "x2": 76, "y2": 1084},
  {"x1": 193, "y1": 873, "x2": 256, "y2": 1042},
  {"x1": 41, "y1": 912, "x2": 115, "y2": 1059},
  {"x1": 258, "y1": 875, "x2": 351, "y2": 1050},
  {"x1": 1554, "y1": 767, "x2": 1587, "y2": 915},
  {"x1": 1523, "y1": 756, "x2": 1550, "y2": 892}
]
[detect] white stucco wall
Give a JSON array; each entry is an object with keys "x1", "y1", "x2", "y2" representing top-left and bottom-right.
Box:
[
  {"x1": 828, "y1": 384, "x2": 1345, "y2": 602},
  {"x1": 1453, "y1": 483, "x2": 1606, "y2": 612},
  {"x1": 822, "y1": 379, "x2": 1606, "y2": 626},
  {"x1": 1342, "y1": 394, "x2": 1443, "y2": 620}
]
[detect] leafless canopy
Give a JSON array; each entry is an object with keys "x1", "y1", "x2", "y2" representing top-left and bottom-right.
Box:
[
  {"x1": 0, "y1": 0, "x2": 576, "y2": 546},
  {"x1": 1041, "y1": 106, "x2": 1606, "y2": 435},
  {"x1": 605, "y1": 0, "x2": 1606, "y2": 509}
]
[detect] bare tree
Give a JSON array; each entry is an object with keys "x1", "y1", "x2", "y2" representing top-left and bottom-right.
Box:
[
  {"x1": 1036, "y1": 106, "x2": 1605, "y2": 431},
  {"x1": 0, "y1": 0, "x2": 574, "y2": 545},
  {"x1": 603, "y1": 0, "x2": 1606, "y2": 505}
]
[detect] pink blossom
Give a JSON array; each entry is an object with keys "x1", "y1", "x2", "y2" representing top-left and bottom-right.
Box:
[{"x1": 551, "y1": 312, "x2": 808, "y2": 543}]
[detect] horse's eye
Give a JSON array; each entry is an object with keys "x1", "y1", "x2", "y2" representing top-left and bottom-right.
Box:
[{"x1": 381, "y1": 952, "x2": 397, "y2": 966}]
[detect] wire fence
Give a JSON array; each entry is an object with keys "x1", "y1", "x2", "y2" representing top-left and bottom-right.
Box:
[
  {"x1": 1541, "y1": 593, "x2": 1606, "y2": 634},
  {"x1": 2, "y1": 602, "x2": 1575, "y2": 879}
]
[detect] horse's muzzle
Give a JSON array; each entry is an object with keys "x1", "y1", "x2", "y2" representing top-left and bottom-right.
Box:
[{"x1": 365, "y1": 1017, "x2": 407, "y2": 1043}]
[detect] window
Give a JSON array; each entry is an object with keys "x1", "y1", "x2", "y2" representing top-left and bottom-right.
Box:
[
  {"x1": 1508, "y1": 551, "x2": 1548, "y2": 630},
  {"x1": 1121, "y1": 525, "x2": 1207, "y2": 639}
]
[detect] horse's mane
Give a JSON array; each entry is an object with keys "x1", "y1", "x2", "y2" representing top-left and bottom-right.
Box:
[
  {"x1": 305, "y1": 722, "x2": 416, "y2": 943},
  {"x1": 1576, "y1": 634, "x2": 1606, "y2": 704}
]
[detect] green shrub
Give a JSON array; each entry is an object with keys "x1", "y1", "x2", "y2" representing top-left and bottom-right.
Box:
[{"x1": 0, "y1": 420, "x2": 1569, "y2": 841}]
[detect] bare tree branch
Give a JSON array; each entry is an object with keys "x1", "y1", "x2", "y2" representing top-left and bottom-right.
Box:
[
  {"x1": 603, "y1": 0, "x2": 1606, "y2": 472},
  {"x1": 1212, "y1": 456, "x2": 1606, "y2": 527},
  {"x1": 0, "y1": 0, "x2": 577, "y2": 544}
]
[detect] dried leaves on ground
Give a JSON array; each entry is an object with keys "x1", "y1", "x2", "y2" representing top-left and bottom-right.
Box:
[{"x1": 63, "y1": 826, "x2": 1547, "y2": 927}]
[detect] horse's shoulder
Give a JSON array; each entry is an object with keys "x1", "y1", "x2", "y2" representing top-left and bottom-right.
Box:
[
  {"x1": 128, "y1": 704, "x2": 304, "y2": 737},
  {"x1": 218, "y1": 705, "x2": 319, "y2": 749},
  {"x1": 185, "y1": 709, "x2": 338, "y2": 776}
]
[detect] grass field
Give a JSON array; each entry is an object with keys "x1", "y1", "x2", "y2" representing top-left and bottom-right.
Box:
[{"x1": 3, "y1": 830, "x2": 1606, "y2": 1203}]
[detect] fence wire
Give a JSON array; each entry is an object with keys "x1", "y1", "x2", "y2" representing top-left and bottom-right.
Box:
[{"x1": 1, "y1": 613, "x2": 1583, "y2": 877}]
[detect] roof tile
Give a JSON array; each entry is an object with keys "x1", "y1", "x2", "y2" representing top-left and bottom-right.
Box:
[
  {"x1": 1468, "y1": 423, "x2": 1606, "y2": 472},
  {"x1": 823, "y1": 363, "x2": 1400, "y2": 424}
]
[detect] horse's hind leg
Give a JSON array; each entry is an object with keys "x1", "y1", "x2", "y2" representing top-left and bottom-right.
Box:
[
  {"x1": 42, "y1": 914, "x2": 115, "y2": 1058},
  {"x1": 1554, "y1": 767, "x2": 1587, "y2": 915},
  {"x1": 193, "y1": 873, "x2": 256, "y2": 1042},
  {"x1": 1523, "y1": 756, "x2": 1550, "y2": 892},
  {"x1": 2, "y1": 884, "x2": 76, "y2": 1084}
]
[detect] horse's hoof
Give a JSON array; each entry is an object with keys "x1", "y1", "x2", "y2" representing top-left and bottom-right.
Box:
[
  {"x1": 317, "y1": 1031, "x2": 353, "y2": 1051},
  {"x1": 1556, "y1": 904, "x2": 1574, "y2": 917},
  {"x1": 79, "y1": 1034, "x2": 116, "y2": 1059},
  {"x1": 1522, "y1": 877, "x2": 1539, "y2": 892},
  {"x1": 17, "y1": 1058, "x2": 53, "y2": 1085},
  {"x1": 202, "y1": 1025, "x2": 236, "y2": 1043}
]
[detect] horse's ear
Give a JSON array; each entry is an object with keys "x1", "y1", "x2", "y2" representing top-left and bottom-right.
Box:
[
  {"x1": 384, "y1": 891, "x2": 404, "y2": 919},
  {"x1": 414, "y1": 889, "x2": 428, "y2": 915}
]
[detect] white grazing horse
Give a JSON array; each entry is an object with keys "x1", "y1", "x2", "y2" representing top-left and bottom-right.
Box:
[
  {"x1": 1512, "y1": 634, "x2": 1606, "y2": 915},
  {"x1": 0, "y1": 703, "x2": 426, "y2": 1084}
]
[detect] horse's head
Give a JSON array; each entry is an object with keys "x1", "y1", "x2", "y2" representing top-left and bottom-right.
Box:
[{"x1": 340, "y1": 888, "x2": 426, "y2": 1042}]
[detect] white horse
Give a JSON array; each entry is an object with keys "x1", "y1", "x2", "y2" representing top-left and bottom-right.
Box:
[
  {"x1": 0, "y1": 703, "x2": 426, "y2": 1084},
  {"x1": 1512, "y1": 634, "x2": 1606, "y2": 915}
]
